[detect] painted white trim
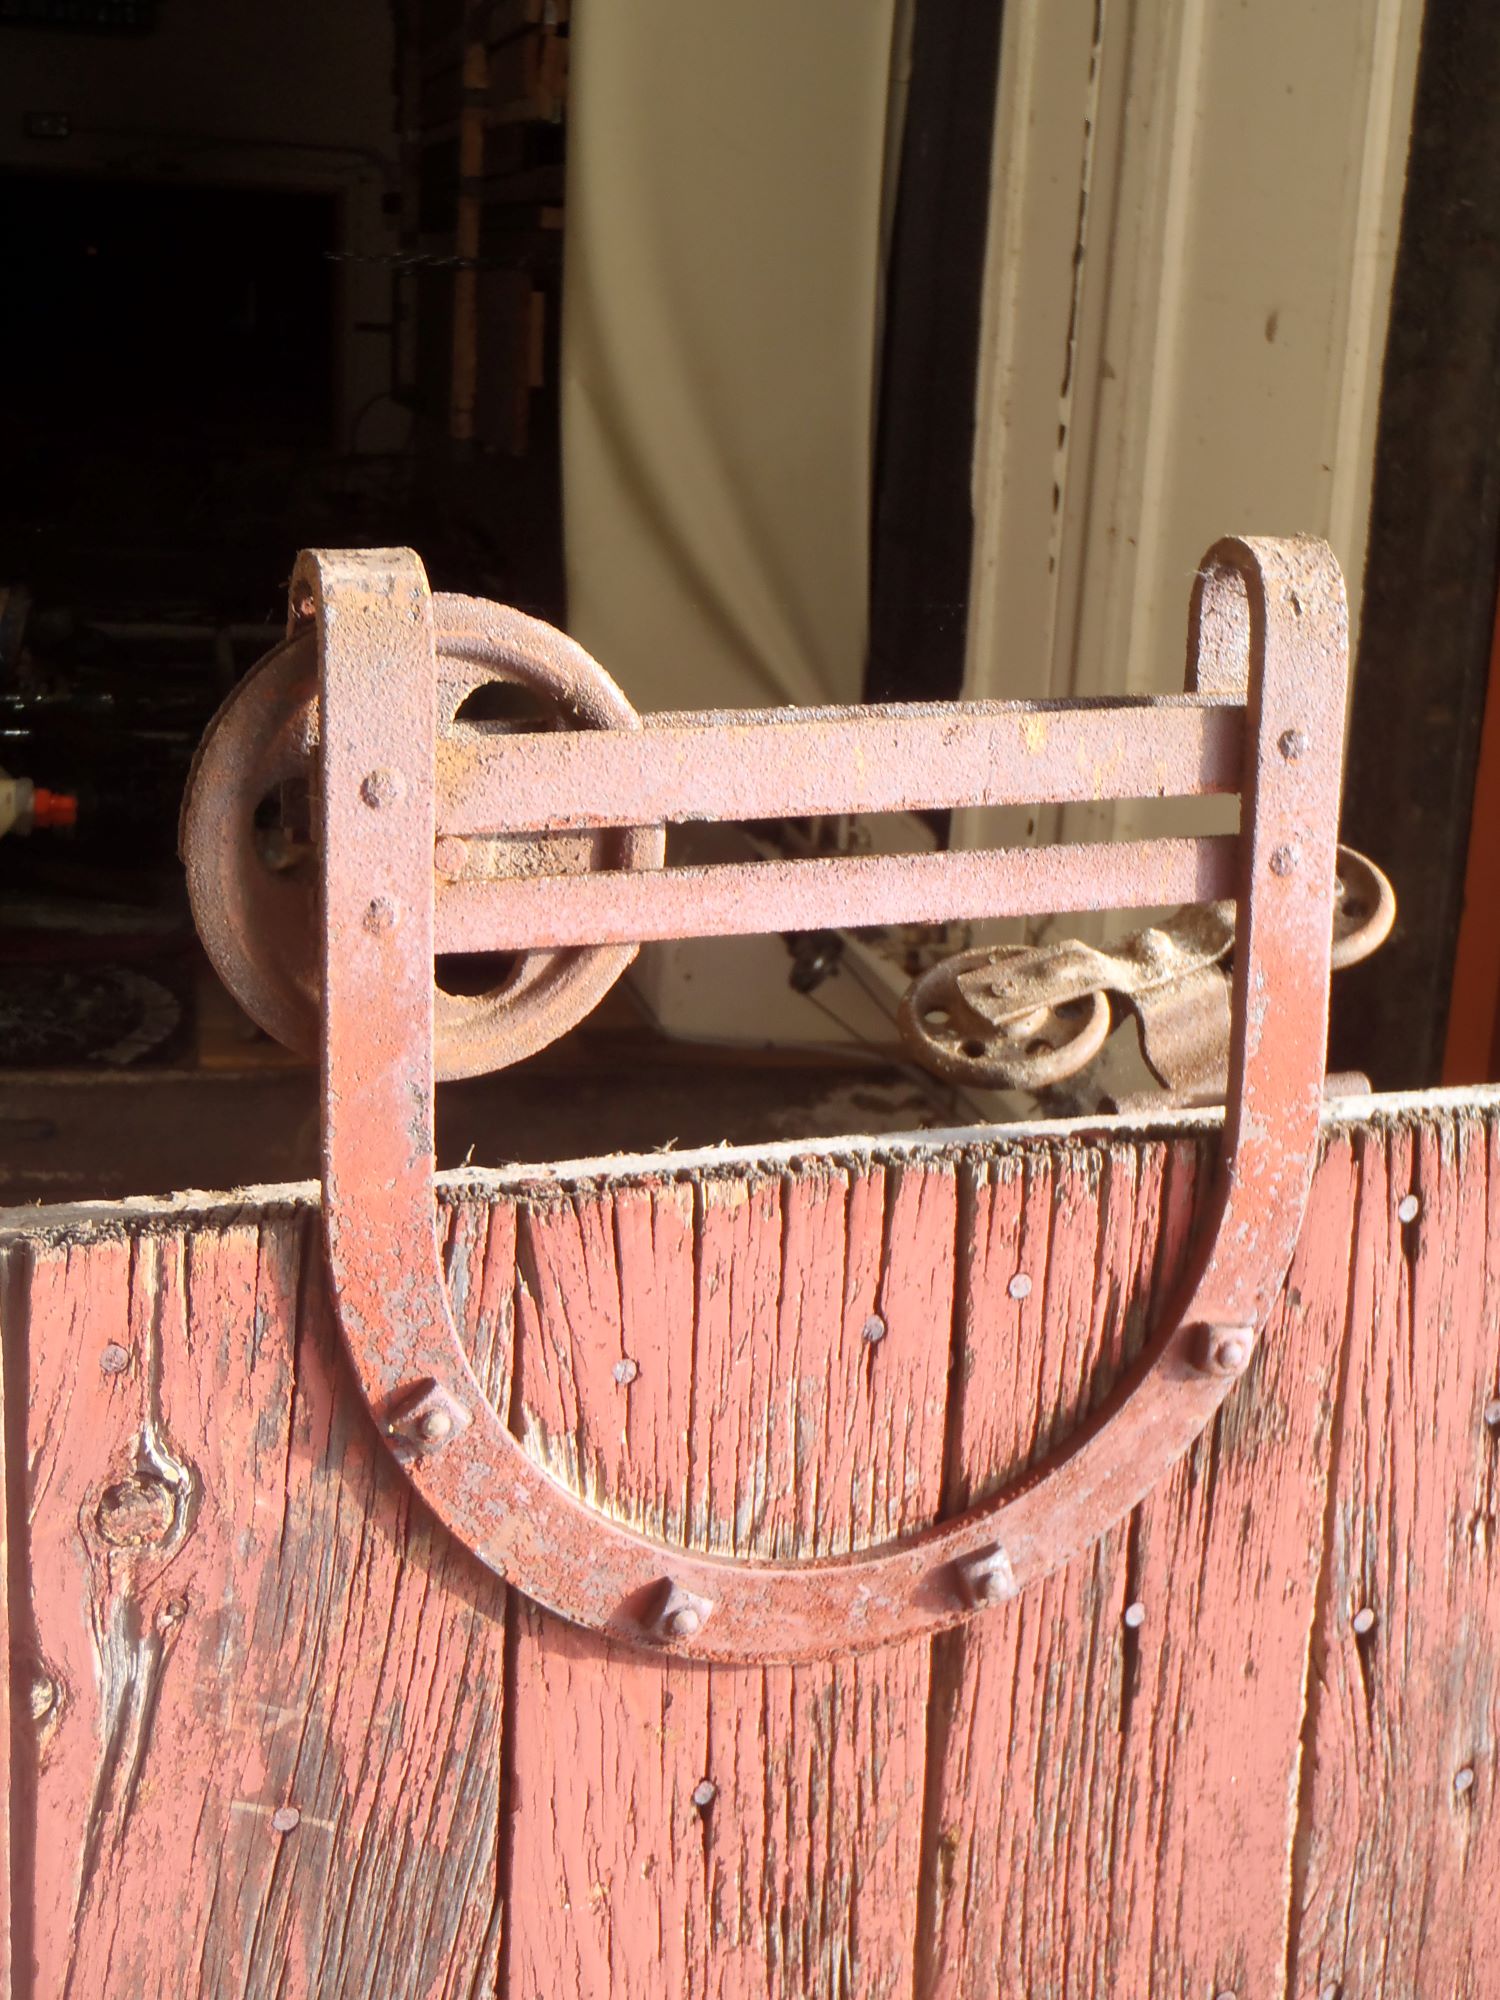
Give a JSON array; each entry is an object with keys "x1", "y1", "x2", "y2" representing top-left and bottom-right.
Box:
[{"x1": 960, "y1": 0, "x2": 1423, "y2": 827}]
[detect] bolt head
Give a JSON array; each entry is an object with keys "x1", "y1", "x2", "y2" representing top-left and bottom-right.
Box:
[
  {"x1": 1197, "y1": 1324, "x2": 1255, "y2": 1377},
  {"x1": 648, "y1": 1580, "x2": 715, "y2": 1644},
  {"x1": 1269, "y1": 843, "x2": 1299, "y2": 877},
  {"x1": 388, "y1": 1382, "x2": 470, "y2": 1453},
  {"x1": 956, "y1": 1542, "x2": 1019, "y2": 1608},
  {"x1": 1278, "y1": 727, "x2": 1309, "y2": 761},
  {"x1": 100, "y1": 1343, "x2": 131, "y2": 1375},
  {"x1": 363, "y1": 895, "x2": 402, "y2": 935}
]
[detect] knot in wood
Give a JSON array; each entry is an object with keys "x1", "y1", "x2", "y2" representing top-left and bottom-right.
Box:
[{"x1": 95, "y1": 1474, "x2": 176, "y2": 1550}]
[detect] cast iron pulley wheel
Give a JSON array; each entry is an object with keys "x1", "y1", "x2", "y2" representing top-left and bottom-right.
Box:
[
  {"x1": 180, "y1": 594, "x2": 665, "y2": 1079},
  {"x1": 897, "y1": 943, "x2": 1113, "y2": 1090}
]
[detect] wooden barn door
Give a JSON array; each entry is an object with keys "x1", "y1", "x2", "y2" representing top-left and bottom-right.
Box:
[{"x1": 5, "y1": 1091, "x2": 1499, "y2": 1998}]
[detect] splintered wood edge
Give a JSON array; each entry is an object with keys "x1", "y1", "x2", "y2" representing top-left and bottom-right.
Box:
[{"x1": 3, "y1": 1082, "x2": 1497, "y2": 1244}]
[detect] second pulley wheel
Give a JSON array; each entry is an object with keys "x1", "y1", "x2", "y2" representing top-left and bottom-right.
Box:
[{"x1": 180, "y1": 595, "x2": 665, "y2": 1080}]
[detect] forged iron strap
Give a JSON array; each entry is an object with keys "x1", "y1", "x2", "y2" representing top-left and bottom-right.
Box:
[{"x1": 183, "y1": 535, "x2": 1349, "y2": 1662}]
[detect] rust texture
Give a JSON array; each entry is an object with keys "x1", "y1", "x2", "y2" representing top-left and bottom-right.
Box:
[
  {"x1": 899, "y1": 843, "x2": 1394, "y2": 1098},
  {"x1": 179, "y1": 536, "x2": 1349, "y2": 1662}
]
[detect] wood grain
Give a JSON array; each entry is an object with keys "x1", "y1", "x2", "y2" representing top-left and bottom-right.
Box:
[
  {"x1": 502, "y1": 1159, "x2": 955, "y2": 1998},
  {"x1": 1288, "y1": 1109, "x2": 1500, "y2": 1999},
  {"x1": 13, "y1": 1212, "x2": 510, "y2": 2000},
  {"x1": 7, "y1": 1100, "x2": 1500, "y2": 1997},
  {"x1": 915, "y1": 1131, "x2": 1358, "y2": 1999}
]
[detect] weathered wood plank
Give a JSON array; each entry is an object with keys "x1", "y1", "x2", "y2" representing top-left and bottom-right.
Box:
[
  {"x1": 916, "y1": 1131, "x2": 1357, "y2": 1998},
  {"x1": 502, "y1": 1159, "x2": 954, "y2": 1998},
  {"x1": 18, "y1": 1214, "x2": 510, "y2": 2000},
  {"x1": 1288, "y1": 1110, "x2": 1500, "y2": 1998},
  {"x1": 11, "y1": 1098, "x2": 1500, "y2": 1995}
]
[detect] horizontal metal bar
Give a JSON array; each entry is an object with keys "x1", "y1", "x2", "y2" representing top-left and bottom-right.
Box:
[
  {"x1": 434, "y1": 835, "x2": 1239, "y2": 952},
  {"x1": 437, "y1": 698, "x2": 1245, "y2": 836}
]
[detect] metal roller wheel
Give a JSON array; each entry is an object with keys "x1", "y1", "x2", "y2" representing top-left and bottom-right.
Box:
[{"x1": 180, "y1": 594, "x2": 665, "y2": 1080}]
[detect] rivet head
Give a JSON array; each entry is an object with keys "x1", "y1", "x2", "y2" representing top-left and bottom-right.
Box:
[
  {"x1": 691, "y1": 1779, "x2": 717, "y2": 1810},
  {"x1": 100, "y1": 1343, "x2": 131, "y2": 1375},
  {"x1": 388, "y1": 1382, "x2": 471, "y2": 1453},
  {"x1": 1270, "y1": 843, "x2": 1299, "y2": 877},
  {"x1": 613, "y1": 1356, "x2": 640, "y2": 1386},
  {"x1": 1397, "y1": 1193, "x2": 1420, "y2": 1224},
  {"x1": 363, "y1": 896, "x2": 401, "y2": 934},
  {"x1": 956, "y1": 1542, "x2": 1019, "y2": 1608},
  {"x1": 360, "y1": 769, "x2": 404, "y2": 808},
  {"x1": 1278, "y1": 727, "x2": 1309, "y2": 761},
  {"x1": 1197, "y1": 1324, "x2": 1255, "y2": 1377},
  {"x1": 271, "y1": 1805, "x2": 301, "y2": 1834},
  {"x1": 434, "y1": 834, "x2": 469, "y2": 878},
  {"x1": 861, "y1": 1314, "x2": 887, "y2": 1346},
  {"x1": 1007, "y1": 1272, "x2": 1032, "y2": 1302},
  {"x1": 1352, "y1": 1605, "x2": 1377, "y2": 1635},
  {"x1": 647, "y1": 1580, "x2": 715, "y2": 1644},
  {"x1": 1123, "y1": 1600, "x2": 1146, "y2": 1630}
]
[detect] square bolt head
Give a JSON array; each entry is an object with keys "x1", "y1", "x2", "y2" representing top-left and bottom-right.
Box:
[
  {"x1": 955, "y1": 1542, "x2": 1020, "y2": 1609},
  {"x1": 644, "y1": 1578, "x2": 716, "y2": 1643},
  {"x1": 386, "y1": 1380, "x2": 472, "y2": 1454}
]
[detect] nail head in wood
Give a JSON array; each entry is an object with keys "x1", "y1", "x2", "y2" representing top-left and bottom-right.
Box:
[
  {"x1": 1454, "y1": 1765, "x2": 1476, "y2": 1796},
  {"x1": 1007, "y1": 1272, "x2": 1032, "y2": 1301},
  {"x1": 1123, "y1": 1600, "x2": 1146, "y2": 1630},
  {"x1": 270, "y1": 1805, "x2": 301, "y2": 1834},
  {"x1": 1397, "y1": 1193, "x2": 1420, "y2": 1224},
  {"x1": 861, "y1": 1313, "x2": 887, "y2": 1345},
  {"x1": 691, "y1": 1780, "x2": 717, "y2": 1810},
  {"x1": 99, "y1": 1342, "x2": 131, "y2": 1375},
  {"x1": 1352, "y1": 1605, "x2": 1377, "y2": 1636},
  {"x1": 613, "y1": 1356, "x2": 640, "y2": 1385}
]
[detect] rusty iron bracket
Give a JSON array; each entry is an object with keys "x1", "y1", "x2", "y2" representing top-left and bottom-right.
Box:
[
  {"x1": 182, "y1": 536, "x2": 1349, "y2": 1662},
  {"x1": 898, "y1": 845, "x2": 1393, "y2": 1104}
]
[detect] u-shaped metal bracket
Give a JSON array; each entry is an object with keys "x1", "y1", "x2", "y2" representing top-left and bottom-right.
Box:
[{"x1": 300, "y1": 536, "x2": 1346, "y2": 1662}]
